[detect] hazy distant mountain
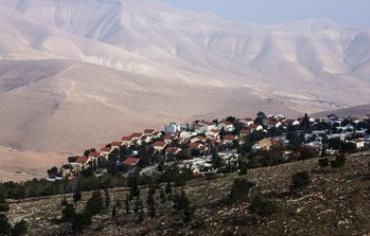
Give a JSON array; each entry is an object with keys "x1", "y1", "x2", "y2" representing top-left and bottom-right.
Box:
[
  {"x1": 0, "y1": 0, "x2": 370, "y2": 152},
  {"x1": 312, "y1": 104, "x2": 370, "y2": 118}
]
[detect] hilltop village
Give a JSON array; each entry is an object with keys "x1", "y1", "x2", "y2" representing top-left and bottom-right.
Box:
[{"x1": 47, "y1": 112, "x2": 370, "y2": 181}]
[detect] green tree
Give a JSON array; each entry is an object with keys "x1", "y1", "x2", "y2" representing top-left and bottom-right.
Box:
[
  {"x1": 73, "y1": 183, "x2": 82, "y2": 205},
  {"x1": 330, "y1": 154, "x2": 346, "y2": 168},
  {"x1": 128, "y1": 174, "x2": 140, "y2": 200},
  {"x1": 84, "y1": 191, "x2": 104, "y2": 216},
  {"x1": 71, "y1": 213, "x2": 91, "y2": 234},
  {"x1": 300, "y1": 147, "x2": 317, "y2": 160},
  {"x1": 165, "y1": 182, "x2": 172, "y2": 195},
  {"x1": 134, "y1": 198, "x2": 142, "y2": 214},
  {"x1": 0, "y1": 186, "x2": 11, "y2": 236},
  {"x1": 125, "y1": 194, "x2": 130, "y2": 214},
  {"x1": 112, "y1": 206, "x2": 117, "y2": 217},
  {"x1": 212, "y1": 150, "x2": 223, "y2": 169},
  {"x1": 104, "y1": 189, "x2": 110, "y2": 209},
  {"x1": 173, "y1": 189, "x2": 193, "y2": 223},
  {"x1": 147, "y1": 190, "x2": 156, "y2": 218},
  {"x1": 11, "y1": 220, "x2": 27, "y2": 236},
  {"x1": 62, "y1": 202, "x2": 76, "y2": 222},
  {"x1": 0, "y1": 214, "x2": 11, "y2": 236},
  {"x1": 318, "y1": 158, "x2": 329, "y2": 168},
  {"x1": 138, "y1": 208, "x2": 144, "y2": 223},
  {"x1": 160, "y1": 189, "x2": 166, "y2": 204},
  {"x1": 249, "y1": 195, "x2": 278, "y2": 217},
  {"x1": 229, "y1": 178, "x2": 255, "y2": 203}
]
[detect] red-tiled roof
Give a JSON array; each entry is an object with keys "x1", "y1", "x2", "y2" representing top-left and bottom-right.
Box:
[
  {"x1": 121, "y1": 136, "x2": 131, "y2": 141},
  {"x1": 240, "y1": 128, "x2": 251, "y2": 134},
  {"x1": 131, "y1": 133, "x2": 142, "y2": 138},
  {"x1": 111, "y1": 141, "x2": 121, "y2": 147},
  {"x1": 76, "y1": 156, "x2": 88, "y2": 164},
  {"x1": 144, "y1": 129, "x2": 156, "y2": 134},
  {"x1": 164, "y1": 134, "x2": 173, "y2": 140},
  {"x1": 100, "y1": 146, "x2": 111, "y2": 152},
  {"x1": 224, "y1": 135, "x2": 236, "y2": 141},
  {"x1": 165, "y1": 147, "x2": 182, "y2": 154},
  {"x1": 153, "y1": 141, "x2": 166, "y2": 147},
  {"x1": 122, "y1": 157, "x2": 140, "y2": 166},
  {"x1": 188, "y1": 143, "x2": 203, "y2": 149}
]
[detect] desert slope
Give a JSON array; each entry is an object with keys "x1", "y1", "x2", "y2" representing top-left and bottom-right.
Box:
[
  {"x1": 0, "y1": 59, "x2": 299, "y2": 152},
  {"x1": 0, "y1": 0, "x2": 369, "y2": 155}
]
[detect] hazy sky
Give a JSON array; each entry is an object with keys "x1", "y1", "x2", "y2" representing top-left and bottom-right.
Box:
[{"x1": 164, "y1": 0, "x2": 370, "y2": 27}]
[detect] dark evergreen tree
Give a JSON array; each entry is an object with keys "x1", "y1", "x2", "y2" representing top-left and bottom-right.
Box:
[
  {"x1": 138, "y1": 208, "x2": 144, "y2": 223},
  {"x1": 301, "y1": 113, "x2": 310, "y2": 132},
  {"x1": 112, "y1": 206, "x2": 117, "y2": 218},
  {"x1": 173, "y1": 189, "x2": 193, "y2": 223},
  {"x1": 318, "y1": 158, "x2": 329, "y2": 168},
  {"x1": 128, "y1": 174, "x2": 140, "y2": 200},
  {"x1": 292, "y1": 171, "x2": 311, "y2": 189},
  {"x1": 84, "y1": 191, "x2": 104, "y2": 216},
  {"x1": 104, "y1": 189, "x2": 110, "y2": 209},
  {"x1": 73, "y1": 182, "x2": 82, "y2": 205},
  {"x1": 160, "y1": 189, "x2": 166, "y2": 204},
  {"x1": 61, "y1": 202, "x2": 76, "y2": 222},
  {"x1": 134, "y1": 198, "x2": 142, "y2": 214},
  {"x1": 212, "y1": 150, "x2": 223, "y2": 168},
  {"x1": 0, "y1": 186, "x2": 11, "y2": 236},
  {"x1": 330, "y1": 154, "x2": 346, "y2": 168},
  {"x1": 229, "y1": 178, "x2": 255, "y2": 203},
  {"x1": 0, "y1": 214, "x2": 11, "y2": 236},
  {"x1": 125, "y1": 194, "x2": 130, "y2": 214},
  {"x1": 147, "y1": 190, "x2": 156, "y2": 218},
  {"x1": 11, "y1": 220, "x2": 28, "y2": 236},
  {"x1": 165, "y1": 181, "x2": 172, "y2": 195}
]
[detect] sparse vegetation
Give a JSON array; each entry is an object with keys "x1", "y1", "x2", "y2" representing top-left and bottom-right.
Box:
[
  {"x1": 249, "y1": 194, "x2": 279, "y2": 217},
  {"x1": 229, "y1": 178, "x2": 255, "y2": 203},
  {"x1": 330, "y1": 154, "x2": 346, "y2": 168},
  {"x1": 292, "y1": 171, "x2": 311, "y2": 188},
  {"x1": 318, "y1": 158, "x2": 329, "y2": 168}
]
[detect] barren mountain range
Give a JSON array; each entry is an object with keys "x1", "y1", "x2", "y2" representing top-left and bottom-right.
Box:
[{"x1": 0, "y1": 0, "x2": 370, "y2": 179}]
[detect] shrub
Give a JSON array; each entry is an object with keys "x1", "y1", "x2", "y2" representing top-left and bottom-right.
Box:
[
  {"x1": 62, "y1": 202, "x2": 76, "y2": 222},
  {"x1": 300, "y1": 147, "x2": 317, "y2": 160},
  {"x1": 205, "y1": 172, "x2": 217, "y2": 180},
  {"x1": 249, "y1": 195, "x2": 279, "y2": 217},
  {"x1": 318, "y1": 158, "x2": 329, "y2": 168},
  {"x1": 0, "y1": 214, "x2": 11, "y2": 235},
  {"x1": 292, "y1": 171, "x2": 311, "y2": 188},
  {"x1": 84, "y1": 191, "x2": 104, "y2": 216},
  {"x1": 11, "y1": 220, "x2": 27, "y2": 236},
  {"x1": 330, "y1": 155, "x2": 346, "y2": 168},
  {"x1": 229, "y1": 178, "x2": 255, "y2": 203},
  {"x1": 173, "y1": 190, "x2": 193, "y2": 223},
  {"x1": 238, "y1": 161, "x2": 248, "y2": 175}
]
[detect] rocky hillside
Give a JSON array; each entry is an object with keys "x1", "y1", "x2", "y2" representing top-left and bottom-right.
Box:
[{"x1": 6, "y1": 152, "x2": 370, "y2": 235}]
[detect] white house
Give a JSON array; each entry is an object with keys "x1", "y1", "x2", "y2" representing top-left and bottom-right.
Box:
[{"x1": 165, "y1": 122, "x2": 186, "y2": 134}]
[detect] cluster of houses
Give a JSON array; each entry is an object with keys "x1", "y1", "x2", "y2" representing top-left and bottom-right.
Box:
[{"x1": 47, "y1": 112, "x2": 370, "y2": 181}]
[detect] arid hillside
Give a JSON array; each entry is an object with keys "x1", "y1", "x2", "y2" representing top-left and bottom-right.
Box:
[
  {"x1": 6, "y1": 153, "x2": 370, "y2": 235},
  {"x1": 1, "y1": 0, "x2": 370, "y2": 154}
]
